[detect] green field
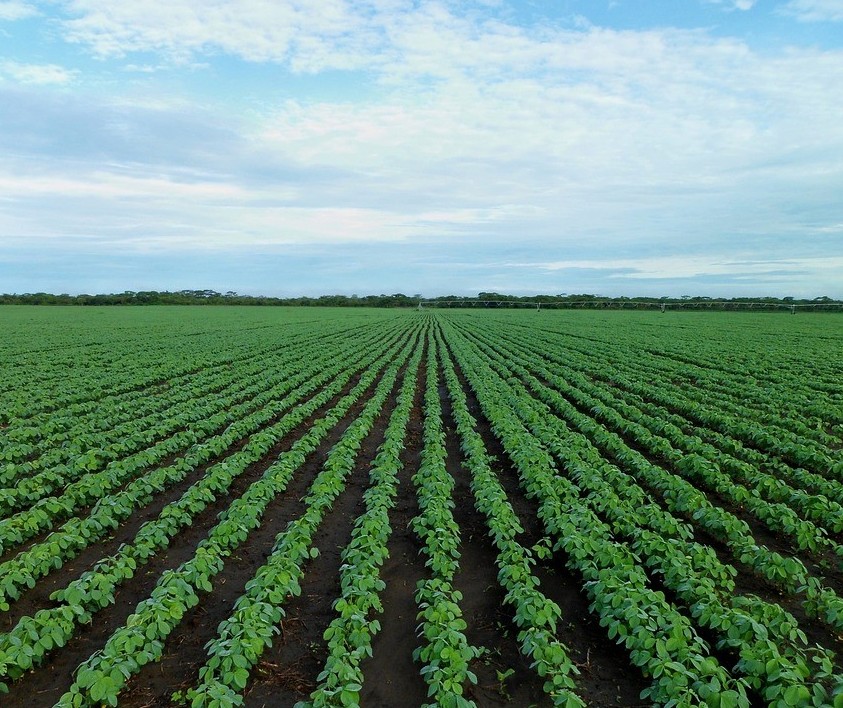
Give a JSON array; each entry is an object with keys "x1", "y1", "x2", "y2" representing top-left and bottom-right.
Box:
[{"x1": 1, "y1": 306, "x2": 842, "y2": 707}]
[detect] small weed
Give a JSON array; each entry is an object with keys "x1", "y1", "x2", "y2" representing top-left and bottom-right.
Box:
[{"x1": 496, "y1": 667, "x2": 516, "y2": 700}]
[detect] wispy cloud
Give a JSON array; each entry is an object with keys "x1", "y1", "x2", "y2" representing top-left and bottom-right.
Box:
[
  {"x1": 3, "y1": 18, "x2": 843, "y2": 252},
  {"x1": 506, "y1": 255, "x2": 843, "y2": 280},
  {"x1": 58, "y1": 0, "x2": 382, "y2": 66},
  {"x1": 0, "y1": 61, "x2": 77, "y2": 84},
  {"x1": 782, "y1": 0, "x2": 843, "y2": 22},
  {"x1": 0, "y1": 1, "x2": 37, "y2": 21},
  {"x1": 705, "y1": 0, "x2": 757, "y2": 11},
  {"x1": 0, "y1": 1, "x2": 841, "y2": 296}
]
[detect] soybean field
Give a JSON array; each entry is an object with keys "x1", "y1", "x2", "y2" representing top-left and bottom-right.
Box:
[{"x1": 1, "y1": 305, "x2": 843, "y2": 708}]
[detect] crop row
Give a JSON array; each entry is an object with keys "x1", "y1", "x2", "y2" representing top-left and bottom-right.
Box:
[
  {"x1": 54, "y1": 323, "x2": 422, "y2": 706},
  {"x1": 446, "y1": 321, "x2": 841, "y2": 705},
  {"x1": 0, "y1": 322, "x2": 409, "y2": 614},
  {"x1": 0, "y1": 322, "x2": 416, "y2": 696},
  {"x1": 300, "y1": 323, "x2": 425, "y2": 707},
  {"x1": 0, "y1": 308, "x2": 840, "y2": 708},
  {"x1": 0, "y1": 321, "x2": 405, "y2": 664},
  {"x1": 440, "y1": 319, "x2": 749, "y2": 706}
]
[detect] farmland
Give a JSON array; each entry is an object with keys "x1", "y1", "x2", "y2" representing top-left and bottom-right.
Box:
[{"x1": 1, "y1": 305, "x2": 842, "y2": 708}]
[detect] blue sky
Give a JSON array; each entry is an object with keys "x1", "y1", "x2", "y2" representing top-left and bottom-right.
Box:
[{"x1": 1, "y1": 0, "x2": 842, "y2": 298}]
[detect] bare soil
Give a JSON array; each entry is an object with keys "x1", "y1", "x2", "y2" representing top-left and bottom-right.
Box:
[{"x1": 0, "y1": 340, "x2": 747, "y2": 708}]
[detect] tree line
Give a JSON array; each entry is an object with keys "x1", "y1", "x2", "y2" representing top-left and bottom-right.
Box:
[{"x1": 0, "y1": 290, "x2": 840, "y2": 310}]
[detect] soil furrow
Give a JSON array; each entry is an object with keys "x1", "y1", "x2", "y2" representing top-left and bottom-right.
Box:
[
  {"x1": 241, "y1": 368, "x2": 404, "y2": 708},
  {"x1": 441, "y1": 380, "x2": 553, "y2": 707},
  {"x1": 119, "y1": 346, "x2": 412, "y2": 707},
  {"x1": 447, "y1": 352, "x2": 652, "y2": 707},
  {"x1": 2, "y1": 371, "x2": 385, "y2": 708},
  {"x1": 358, "y1": 357, "x2": 429, "y2": 707},
  {"x1": 0, "y1": 370, "x2": 364, "y2": 631}
]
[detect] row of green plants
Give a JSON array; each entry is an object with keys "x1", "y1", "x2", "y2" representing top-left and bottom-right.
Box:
[
  {"x1": 541, "y1": 334, "x2": 843, "y2": 520},
  {"x1": 0, "y1": 335, "x2": 325, "y2": 515},
  {"x1": 409, "y1": 333, "x2": 481, "y2": 708},
  {"x1": 0, "y1": 321, "x2": 408, "y2": 560},
  {"x1": 452, "y1": 322, "x2": 841, "y2": 706},
  {"x1": 462, "y1": 321, "x2": 843, "y2": 640},
  {"x1": 552, "y1": 345, "x2": 843, "y2": 518},
  {"x1": 491, "y1": 320, "x2": 843, "y2": 566},
  {"x1": 518, "y1": 338, "x2": 843, "y2": 638},
  {"x1": 0, "y1": 321, "x2": 371, "y2": 490},
  {"x1": 435, "y1": 327, "x2": 585, "y2": 707},
  {"x1": 470, "y1": 323, "x2": 843, "y2": 563},
  {"x1": 53, "y1": 328, "x2": 420, "y2": 707},
  {"x1": 0, "y1": 309, "x2": 839, "y2": 706},
  {"x1": 550, "y1": 354, "x2": 843, "y2": 522},
  {"x1": 606, "y1": 334, "x2": 839, "y2": 442},
  {"x1": 0, "y1": 325, "x2": 414, "y2": 691},
  {"x1": 640, "y1": 332, "x2": 842, "y2": 403},
  {"x1": 507, "y1": 317, "x2": 842, "y2": 474},
  {"x1": 0, "y1": 330, "x2": 300, "y2": 476},
  {"x1": 441, "y1": 320, "x2": 749, "y2": 707},
  {"x1": 0, "y1": 322, "x2": 404, "y2": 618},
  {"x1": 183, "y1": 329, "x2": 421, "y2": 708},
  {"x1": 466, "y1": 323, "x2": 818, "y2": 583},
  {"x1": 495, "y1": 310, "x2": 841, "y2": 445},
  {"x1": 298, "y1": 326, "x2": 424, "y2": 707},
  {"x1": 609, "y1": 356, "x2": 843, "y2": 512},
  {"x1": 0, "y1": 313, "x2": 303, "y2": 423}
]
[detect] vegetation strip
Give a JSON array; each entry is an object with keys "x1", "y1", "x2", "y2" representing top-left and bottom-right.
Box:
[
  {"x1": 182, "y1": 326, "x2": 422, "y2": 708},
  {"x1": 0, "y1": 323, "x2": 407, "y2": 688},
  {"x1": 0, "y1": 307, "x2": 840, "y2": 708}
]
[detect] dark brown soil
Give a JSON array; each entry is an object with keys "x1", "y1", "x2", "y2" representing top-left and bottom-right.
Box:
[
  {"x1": 4, "y1": 316, "x2": 834, "y2": 708},
  {"x1": 241, "y1": 367, "x2": 404, "y2": 708},
  {"x1": 445, "y1": 357, "x2": 651, "y2": 707},
  {"x1": 118, "y1": 367, "x2": 395, "y2": 708},
  {"x1": 1, "y1": 366, "x2": 377, "y2": 708},
  {"x1": 358, "y1": 357, "x2": 430, "y2": 707}
]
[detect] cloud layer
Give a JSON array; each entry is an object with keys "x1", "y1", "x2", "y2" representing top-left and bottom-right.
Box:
[
  {"x1": 1, "y1": 1, "x2": 842, "y2": 297},
  {"x1": 784, "y1": 0, "x2": 843, "y2": 21}
]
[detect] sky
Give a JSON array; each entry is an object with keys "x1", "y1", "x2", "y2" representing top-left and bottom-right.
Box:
[{"x1": 1, "y1": 0, "x2": 842, "y2": 298}]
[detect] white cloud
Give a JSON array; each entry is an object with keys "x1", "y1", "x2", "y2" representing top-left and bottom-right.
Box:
[
  {"x1": 58, "y1": 0, "x2": 381, "y2": 66},
  {"x1": 1, "y1": 2, "x2": 842, "y2": 296},
  {"x1": 782, "y1": 0, "x2": 843, "y2": 21},
  {"x1": 0, "y1": 1, "x2": 37, "y2": 21},
  {"x1": 0, "y1": 61, "x2": 77, "y2": 84},
  {"x1": 704, "y1": 0, "x2": 756, "y2": 11},
  {"x1": 0, "y1": 169, "x2": 249, "y2": 201},
  {"x1": 254, "y1": 29, "x2": 843, "y2": 208},
  {"x1": 0, "y1": 156, "x2": 419, "y2": 250},
  {"x1": 510, "y1": 255, "x2": 843, "y2": 280},
  {"x1": 4, "y1": 16, "x2": 843, "y2": 255}
]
